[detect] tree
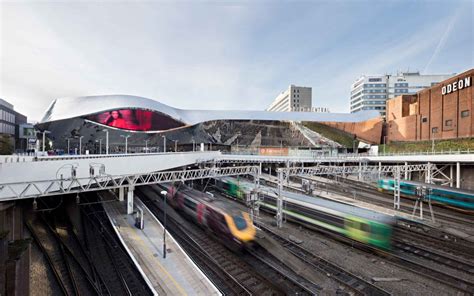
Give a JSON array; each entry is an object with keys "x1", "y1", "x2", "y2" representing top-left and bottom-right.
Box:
[{"x1": 0, "y1": 135, "x2": 13, "y2": 155}]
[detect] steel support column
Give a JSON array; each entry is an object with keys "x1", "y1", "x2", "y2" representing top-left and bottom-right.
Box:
[
  {"x1": 456, "y1": 162, "x2": 461, "y2": 188},
  {"x1": 276, "y1": 169, "x2": 283, "y2": 228},
  {"x1": 449, "y1": 165, "x2": 454, "y2": 187},
  {"x1": 127, "y1": 186, "x2": 134, "y2": 215},
  {"x1": 119, "y1": 187, "x2": 124, "y2": 201}
]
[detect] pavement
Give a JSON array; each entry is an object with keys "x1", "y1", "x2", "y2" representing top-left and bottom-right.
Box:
[{"x1": 103, "y1": 197, "x2": 221, "y2": 296}]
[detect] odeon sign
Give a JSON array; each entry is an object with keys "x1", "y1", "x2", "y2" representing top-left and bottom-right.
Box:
[{"x1": 442, "y1": 77, "x2": 471, "y2": 95}]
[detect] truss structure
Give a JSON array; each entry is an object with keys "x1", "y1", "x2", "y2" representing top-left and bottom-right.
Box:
[
  {"x1": 0, "y1": 165, "x2": 259, "y2": 201},
  {"x1": 275, "y1": 163, "x2": 433, "y2": 227}
]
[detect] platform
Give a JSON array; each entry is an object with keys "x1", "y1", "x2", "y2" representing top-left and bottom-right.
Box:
[{"x1": 103, "y1": 196, "x2": 221, "y2": 296}]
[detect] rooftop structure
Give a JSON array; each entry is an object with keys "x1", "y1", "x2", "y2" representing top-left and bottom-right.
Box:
[{"x1": 350, "y1": 72, "x2": 455, "y2": 117}]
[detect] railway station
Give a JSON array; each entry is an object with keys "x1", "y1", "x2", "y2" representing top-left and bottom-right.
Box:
[
  {"x1": 0, "y1": 69, "x2": 473, "y2": 294},
  {"x1": 1, "y1": 2, "x2": 473, "y2": 295}
]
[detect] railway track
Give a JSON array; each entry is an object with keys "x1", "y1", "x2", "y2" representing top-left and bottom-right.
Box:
[
  {"x1": 81, "y1": 194, "x2": 153, "y2": 296},
  {"x1": 392, "y1": 238, "x2": 474, "y2": 275},
  {"x1": 255, "y1": 222, "x2": 391, "y2": 296},
  {"x1": 26, "y1": 214, "x2": 99, "y2": 296},
  {"x1": 250, "y1": 192, "x2": 474, "y2": 295},
  {"x1": 138, "y1": 185, "x2": 319, "y2": 295},
  {"x1": 313, "y1": 176, "x2": 474, "y2": 226}
]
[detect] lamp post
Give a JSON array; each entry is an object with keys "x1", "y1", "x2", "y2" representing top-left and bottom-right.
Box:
[
  {"x1": 79, "y1": 136, "x2": 84, "y2": 155},
  {"x1": 120, "y1": 135, "x2": 131, "y2": 154},
  {"x1": 160, "y1": 190, "x2": 168, "y2": 259},
  {"x1": 431, "y1": 129, "x2": 436, "y2": 153},
  {"x1": 67, "y1": 138, "x2": 71, "y2": 155},
  {"x1": 145, "y1": 139, "x2": 149, "y2": 153},
  {"x1": 95, "y1": 139, "x2": 102, "y2": 154},
  {"x1": 383, "y1": 136, "x2": 387, "y2": 155},
  {"x1": 192, "y1": 138, "x2": 195, "y2": 152},
  {"x1": 173, "y1": 140, "x2": 178, "y2": 152},
  {"x1": 102, "y1": 129, "x2": 109, "y2": 155},
  {"x1": 162, "y1": 135, "x2": 166, "y2": 153},
  {"x1": 41, "y1": 130, "x2": 51, "y2": 152}
]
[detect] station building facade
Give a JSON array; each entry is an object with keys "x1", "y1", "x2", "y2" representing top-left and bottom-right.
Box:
[
  {"x1": 36, "y1": 95, "x2": 383, "y2": 154},
  {"x1": 386, "y1": 68, "x2": 474, "y2": 142}
]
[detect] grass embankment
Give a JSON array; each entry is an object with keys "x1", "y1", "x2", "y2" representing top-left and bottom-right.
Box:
[
  {"x1": 380, "y1": 138, "x2": 474, "y2": 153},
  {"x1": 302, "y1": 121, "x2": 358, "y2": 148}
]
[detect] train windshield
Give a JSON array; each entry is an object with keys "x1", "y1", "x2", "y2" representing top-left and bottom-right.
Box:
[{"x1": 232, "y1": 215, "x2": 247, "y2": 230}]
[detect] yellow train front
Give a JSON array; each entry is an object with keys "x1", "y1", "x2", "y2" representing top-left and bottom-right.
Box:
[{"x1": 157, "y1": 184, "x2": 256, "y2": 249}]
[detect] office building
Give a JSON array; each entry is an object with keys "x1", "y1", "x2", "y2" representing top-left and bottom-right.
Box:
[
  {"x1": 350, "y1": 72, "x2": 455, "y2": 117},
  {"x1": 267, "y1": 85, "x2": 312, "y2": 112},
  {"x1": 0, "y1": 98, "x2": 32, "y2": 152}
]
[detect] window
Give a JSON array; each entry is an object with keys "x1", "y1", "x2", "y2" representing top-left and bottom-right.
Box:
[
  {"x1": 422, "y1": 117, "x2": 428, "y2": 123},
  {"x1": 461, "y1": 110, "x2": 470, "y2": 118},
  {"x1": 445, "y1": 119, "x2": 452, "y2": 127},
  {"x1": 432, "y1": 127, "x2": 438, "y2": 133},
  {"x1": 369, "y1": 78, "x2": 382, "y2": 82}
]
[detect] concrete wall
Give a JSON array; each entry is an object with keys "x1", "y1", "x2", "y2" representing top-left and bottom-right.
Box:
[{"x1": 321, "y1": 117, "x2": 383, "y2": 144}]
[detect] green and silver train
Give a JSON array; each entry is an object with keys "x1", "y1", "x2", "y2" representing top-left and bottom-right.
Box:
[{"x1": 215, "y1": 177, "x2": 395, "y2": 250}]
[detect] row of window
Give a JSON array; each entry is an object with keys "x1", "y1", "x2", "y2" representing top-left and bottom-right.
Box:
[
  {"x1": 422, "y1": 111, "x2": 470, "y2": 131},
  {"x1": 365, "y1": 89, "x2": 387, "y2": 93},
  {"x1": 394, "y1": 83, "x2": 409, "y2": 87},
  {"x1": 362, "y1": 106, "x2": 384, "y2": 110},
  {"x1": 364, "y1": 95, "x2": 387, "y2": 99},
  {"x1": 293, "y1": 89, "x2": 300, "y2": 93},
  {"x1": 0, "y1": 110, "x2": 15, "y2": 123},
  {"x1": 364, "y1": 83, "x2": 387, "y2": 88},
  {"x1": 0, "y1": 122, "x2": 15, "y2": 135},
  {"x1": 293, "y1": 94, "x2": 300, "y2": 98},
  {"x1": 364, "y1": 101, "x2": 386, "y2": 105},
  {"x1": 394, "y1": 89, "x2": 409, "y2": 93},
  {"x1": 368, "y1": 78, "x2": 382, "y2": 82}
]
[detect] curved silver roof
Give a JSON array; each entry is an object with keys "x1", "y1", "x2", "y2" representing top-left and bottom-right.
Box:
[{"x1": 40, "y1": 94, "x2": 380, "y2": 126}]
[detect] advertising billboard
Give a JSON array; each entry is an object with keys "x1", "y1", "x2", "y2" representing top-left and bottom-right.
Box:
[{"x1": 86, "y1": 109, "x2": 184, "y2": 131}]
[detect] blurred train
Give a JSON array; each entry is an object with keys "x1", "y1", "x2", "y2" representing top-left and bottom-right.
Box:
[
  {"x1": 377, "y1": 179, "x2": 474, "y2": 211},
  {"x1": 154, "y1": 183, "x2": 256, "y2": 248},
  {"x1": 214, "y1": 177, "x2": 395, "y2": 250}
]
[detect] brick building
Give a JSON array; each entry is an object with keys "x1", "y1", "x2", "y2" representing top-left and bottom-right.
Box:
[{"x1": 386, "y1": 69, "x2": 473, "y2": 142}]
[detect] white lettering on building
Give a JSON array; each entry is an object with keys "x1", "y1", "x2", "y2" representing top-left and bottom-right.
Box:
[{"x1": 442, "y1": 77, "x2": 471, "y2": 95}]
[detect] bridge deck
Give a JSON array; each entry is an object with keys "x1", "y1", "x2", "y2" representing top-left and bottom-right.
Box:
[{"x1": 104, "y1": 196, "x2": 220, "y2": 296}]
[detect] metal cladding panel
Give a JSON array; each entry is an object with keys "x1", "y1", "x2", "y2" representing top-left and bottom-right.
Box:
[{"x1": 39, "y1": 95, "x2": 381, "y2": 129}]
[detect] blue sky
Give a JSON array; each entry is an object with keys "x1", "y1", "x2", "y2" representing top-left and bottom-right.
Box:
[{"x1": 1, "y1": 1, "x2": 473, "y2": 121}]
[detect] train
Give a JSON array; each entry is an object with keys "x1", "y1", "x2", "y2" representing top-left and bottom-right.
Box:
[
  {"x1": 377, "y1": 179, "x2": 474, "y2": 211},
  {"x1": 153, "y1": 183, "x2": 256, "y2": 248},
  {"x1": 214, "y1": 177, "x2": 395, "y2": 250}
]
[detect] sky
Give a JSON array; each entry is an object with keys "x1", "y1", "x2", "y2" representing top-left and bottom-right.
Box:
[{"x1": 1, "y1": 0, "x2": 473, "y2": 122}]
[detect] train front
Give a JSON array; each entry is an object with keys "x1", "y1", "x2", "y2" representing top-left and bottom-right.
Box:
[{"x1": 223, "y1": 210, "x2": 257, "y2": 247}]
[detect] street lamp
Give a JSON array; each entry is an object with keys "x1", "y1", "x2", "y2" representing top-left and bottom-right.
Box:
[
  {"x1": 102, "y1": 129, "x2": 109, "y2": 155},
  {"x1": 192, "y1": 137, "x2": 195, "y2": 152},
  {"x1": 145, "y1": 139, "x2": 150, "y2": 153},
  {"x1": 95, "y1": 139, "x2": 102, "y2": 155},
  {"x1": 40, "y1": 130, "x2": 51, "y2": 152},
  {"x1": 120, "y1": 135, "x2": 131, "y2": 154},
  {"x1": 67, "y1": 138, "x2": 71, "y2": 155},
  {"x1": 173, "y1": 140, "x2": 178, "y2": 152},
  {"x1": 79, "y1": 136, "x2": 84, "y2": 155},
  {"x1": 160, "y1": 190, "x2": 168, "y2": 259},
  {"x1": 431, "y1": 128, "x2": 437, "y2": 153},
  {"x1": 383, "y1": 136, "x2": 387, "y2": 155},
  {"x1": 162, "y1": 135, "x2": 166, "y2": 153}
]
